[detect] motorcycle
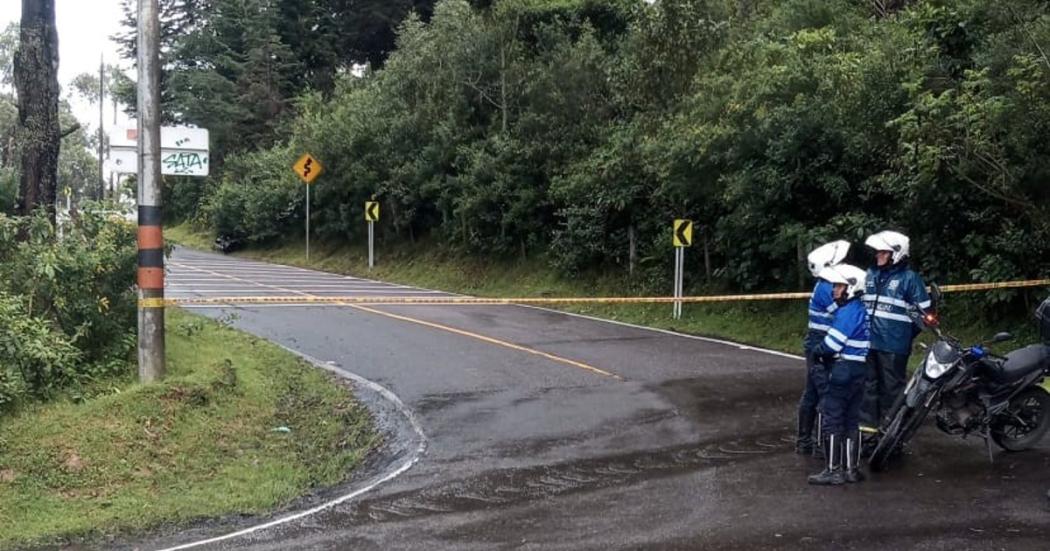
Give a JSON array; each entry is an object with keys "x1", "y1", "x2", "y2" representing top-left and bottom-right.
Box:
[
  {"x1": 868, "y1": 292, "x2": 1050, "y2": 472},
  {"x1": 213, "y1": 234, "x2": 242, "y2": 254}
]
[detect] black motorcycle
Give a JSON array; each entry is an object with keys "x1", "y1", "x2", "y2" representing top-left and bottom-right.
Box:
[{"x1": 869, "y1": 293, "x2": 1050, "y2": 472}]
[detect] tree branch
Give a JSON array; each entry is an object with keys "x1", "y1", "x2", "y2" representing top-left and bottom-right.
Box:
[
  {"x1": 1008, "y1": 5, "x2": 1050, "y2": 72},
  {"x1": 59, "y1": 122, "x2": 81, "y2": 139},
  {"x1": 463, "y1": 76, "x2": 502, "y2": 110}
]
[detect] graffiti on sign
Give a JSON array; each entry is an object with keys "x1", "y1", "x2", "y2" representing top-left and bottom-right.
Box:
[{"x1": 162, "y1": 152, "x2": 209, "y2": 175}]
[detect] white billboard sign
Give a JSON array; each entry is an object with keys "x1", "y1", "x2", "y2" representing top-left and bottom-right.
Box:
[{"x1": 108, "y1": 127, "x2": 210, "y2": 177}]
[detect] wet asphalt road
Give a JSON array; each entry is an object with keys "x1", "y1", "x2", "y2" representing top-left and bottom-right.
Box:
[{"x1": 137, "y1": 249, "x2": 1050, "y2": 550}]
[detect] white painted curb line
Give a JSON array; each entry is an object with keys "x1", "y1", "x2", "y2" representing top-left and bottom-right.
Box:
[
  {"x1": 518, "y1": 305, "x2": 806, "y2": 361},
  {"x1": 155, "y1": 347, "x2": 427, "y2": 551}
]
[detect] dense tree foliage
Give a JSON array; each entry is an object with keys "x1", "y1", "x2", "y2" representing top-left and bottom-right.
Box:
[
  {"x1": 159, "y1": 0, "x2": 1049, "y2": 296},
  {"x1": 116, "y1": 0, "x2": 440, "y2": 166}
]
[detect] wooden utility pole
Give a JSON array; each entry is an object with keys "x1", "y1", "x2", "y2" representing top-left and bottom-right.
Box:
[
  {"x1": 13, "y1": 0, "x2": 60, "y2": 223},
  {"x1": 98, "y1": 55, "x2": 104, "y2": 200},
  {"x1": 137, "y1": 0, "x2": 165, "y2": 382}
]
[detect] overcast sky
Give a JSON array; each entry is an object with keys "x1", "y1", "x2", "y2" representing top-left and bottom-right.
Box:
[{"x1": 2, "y1": 0, "x2": 131, "y2": 130}]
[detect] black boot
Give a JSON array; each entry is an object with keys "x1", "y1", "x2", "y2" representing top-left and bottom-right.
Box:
[
  {"x1": 795, "y1": 409, "x2": 817, "y2": 455},
  {"x1": 808, "y1": 435, "x2": 845, "y2": 486},
  {"x1": 845, "y1": 433, "x2": 865, "y2": 484}
]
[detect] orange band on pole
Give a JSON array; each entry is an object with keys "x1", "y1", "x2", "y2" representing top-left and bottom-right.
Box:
[
  {"x1": 138, "y1": 226, "x2": 164, "y2": 249},
  {"x1": 138, "y1": 267, "x2": 165, "y2": 290}
]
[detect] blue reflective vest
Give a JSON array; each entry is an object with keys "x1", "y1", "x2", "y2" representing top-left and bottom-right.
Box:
[
  {"x1": 864, "y1": 264, "x2": 932, "y2": 355},
  {"x1": 813, "y1": 298, "x2": 870, "y2": 363},
  {"x1": 804, "y1": 279, "x2": 839, "y2": 354}
]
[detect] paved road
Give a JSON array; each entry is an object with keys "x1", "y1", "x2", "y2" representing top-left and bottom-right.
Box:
[{"x1": 139, "y1": 248, "x2": 1050, "y2": 550}]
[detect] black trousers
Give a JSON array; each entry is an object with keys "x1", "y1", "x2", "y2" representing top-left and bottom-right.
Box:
[
  {"x1": 860, "y1": 350, "x2": 909, "y2": 428},
  {"x1": 798, "y1": 353, "x2": 830, "y2": 418}
]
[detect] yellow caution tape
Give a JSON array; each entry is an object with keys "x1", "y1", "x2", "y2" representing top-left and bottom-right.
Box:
[
  {"x1": 138, "y1": 298, "x2": 167, "y2": 308},
  {"x1": 938, "y1": 279, "x2": 1050, "y2": 293},
  {"x1": 158, "y1": 279, "x2": 1050, "y2": 307}
]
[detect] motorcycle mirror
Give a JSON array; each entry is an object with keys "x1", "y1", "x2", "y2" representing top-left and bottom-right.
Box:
[
  {"x1": 992, "y1": 332, "x2": 1014, "y2": 343},
  {"x1": 929, "y1": 283, "x2": 943, "y2": 308}
]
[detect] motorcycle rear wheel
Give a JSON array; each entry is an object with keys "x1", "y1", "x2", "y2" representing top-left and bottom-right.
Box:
[{"x1": 991, "y1": 387, "x2": 1050, "y2": 452}]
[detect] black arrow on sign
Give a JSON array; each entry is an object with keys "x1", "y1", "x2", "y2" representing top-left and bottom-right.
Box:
[
  {"x1": 367, "y1": 202, "x2": 378, "y2": 221},
  {"x1": 675, "y1": 221, "x2": 690, "y2": 245},
  {"x1": 303, "y1": 158, "x2": 313, "y2": 178}
]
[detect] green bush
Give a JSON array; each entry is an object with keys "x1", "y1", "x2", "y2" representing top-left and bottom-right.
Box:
[
  {"x1": 201, "y1": 146, "x2": 300, "y2": 243},
  {"x1": 0, "y1": 167, "x2": 16, "y2": 214},
  {"x1": 0, "y1": 294, "x2": 81, "y2": 409},
  {"x1": 0, "y1": 211, "x2": 138, "y2": 410}
]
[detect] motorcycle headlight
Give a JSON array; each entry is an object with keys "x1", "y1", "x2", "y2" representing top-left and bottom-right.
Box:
[{"x1": 924, "y1": 350, "x2": 954, "y2": 379}]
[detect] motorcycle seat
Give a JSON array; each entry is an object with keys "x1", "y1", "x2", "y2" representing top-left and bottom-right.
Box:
[{"x1": 996, "y1": 345, "x2": 1050, "y2": 383}]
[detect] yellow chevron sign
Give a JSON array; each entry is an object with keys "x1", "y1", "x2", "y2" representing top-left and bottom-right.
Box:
[
  {"x1": 673, "y1": 219, "x2": 693, "y2": 247},
  {"x1": 365, "y1": 201, "x2": 380, "y2": 222}
]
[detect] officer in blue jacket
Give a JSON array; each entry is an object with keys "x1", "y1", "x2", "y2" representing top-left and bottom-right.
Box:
[
  {"x1": 808, "y1": 264, "x2": 870, "y2": 486},
  {"x1": 796, "y1": 240, "x2": 851, "y2": 456},
  {"x1": 861, "y1": 231, "x2": 932, "y2": 435}
]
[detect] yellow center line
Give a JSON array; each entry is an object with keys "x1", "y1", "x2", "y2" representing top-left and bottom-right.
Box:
[
  {"x1": 168, "y1": 262, "x2": 621, "y2": 381},
  {"x1": 347, "y1": 303, "x2": 621, "y2": 380}
]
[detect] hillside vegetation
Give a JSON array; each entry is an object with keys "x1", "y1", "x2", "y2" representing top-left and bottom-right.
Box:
[{"x1": 157, "y1": 1, "x2": 1048, "y2": 310}]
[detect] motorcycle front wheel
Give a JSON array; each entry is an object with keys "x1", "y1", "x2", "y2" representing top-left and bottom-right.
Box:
[
  {"x1": 991, "y1": 387, "x2": 1050, "y2": 451},
  {"x1": 869, "y1": 402, "x2": 929, "y2": 472}
]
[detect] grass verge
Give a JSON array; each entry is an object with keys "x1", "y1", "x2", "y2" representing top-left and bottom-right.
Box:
[
  {"x1": 0, "y1": 308, "x2": 377, "y2": 549},
  {"x1": 165, "y1": 223, "x2": 1044, "y2": 357}
]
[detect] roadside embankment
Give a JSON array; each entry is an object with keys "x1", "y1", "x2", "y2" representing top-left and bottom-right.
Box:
[{"x1": 0, "y1": 308, "x2": 377, "y2": 549}]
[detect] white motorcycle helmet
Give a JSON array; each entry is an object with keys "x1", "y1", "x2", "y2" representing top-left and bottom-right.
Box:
[
  {"x1": 865, "y1": 231, "x2": 910, "y2": 265},
  {"x1": 818, "y1": 264, "x2": 867, "y2": 302},
  {"x1": 807, "y1": 240, "x2": 851, "y2": 278}
]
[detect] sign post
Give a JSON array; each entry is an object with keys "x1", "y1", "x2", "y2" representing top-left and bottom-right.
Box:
[
  {"x1": 365, "y1": 200, "x2": 380, "y2": 269},
  {"x1": 292, "y1": 153, "x2": 323, "y2": 260},
  {"x1": 672, "y1": 219, "x2": 693, "y2": 320}
]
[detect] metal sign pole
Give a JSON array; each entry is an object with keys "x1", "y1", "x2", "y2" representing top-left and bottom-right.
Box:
[
  {"x1": 673, "y1": 247, "x2": 681, "y2": 319},
  {"x1": 368, "y1": 220, "x2": 374, "y2": 269},
  {"x1": 305, "y1": 184, "x2": 311, "y2": 261},
  {"x1": 678, "y1": 248, "x2": 685, "y2": 319}
]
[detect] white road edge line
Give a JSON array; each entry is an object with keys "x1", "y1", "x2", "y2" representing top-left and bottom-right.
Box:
[
  {"x1": 155, "y1": 348, "x2": 428, "y2": 551},
  {"x1": 515, "y1": 304, "x2": 805, "y2": 361}
]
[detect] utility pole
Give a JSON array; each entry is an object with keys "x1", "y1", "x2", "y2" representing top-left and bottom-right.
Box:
[
  {"x1": 137, "y1": 0, "x2": 164, "y2": 382},
  {"x1": 98, "y1": 54, "x2": 105, "y2": 200}
]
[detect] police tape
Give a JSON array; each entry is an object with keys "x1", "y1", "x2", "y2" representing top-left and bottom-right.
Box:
[
  {"x1": 938, "y1": 279, "x2": 1050, "y2": 293},
  {"x1": 141, "y1": 278, "x2": 1050, "y2": 308}
]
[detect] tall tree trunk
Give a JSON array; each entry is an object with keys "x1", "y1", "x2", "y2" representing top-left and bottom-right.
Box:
[
  {"x1": 628, "y1": 223, "x2": 637, "y2": 276},
  {"x1": 14, "y1": 0, "x2": 60, "y2": 224},
  {"x1": 796, "y1": 237, "x2": 807, "y2": 290},
  {"x1": 499, "y1": 44, "x2": 508, "y2": 135},
  {"x1": 703, "y1": 228, "x2": 712, "y2": 281}
]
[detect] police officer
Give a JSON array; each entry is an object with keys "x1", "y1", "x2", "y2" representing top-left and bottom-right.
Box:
[
  {"x1": 808, "y1": 264, "x2": 870, "y2": 485},
  {"x1": 796, "y1": 240, "x2": 851, "y2": 456},
  {"x1": 861, "y1": 231, "x2": 932, "y2": 437}
]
